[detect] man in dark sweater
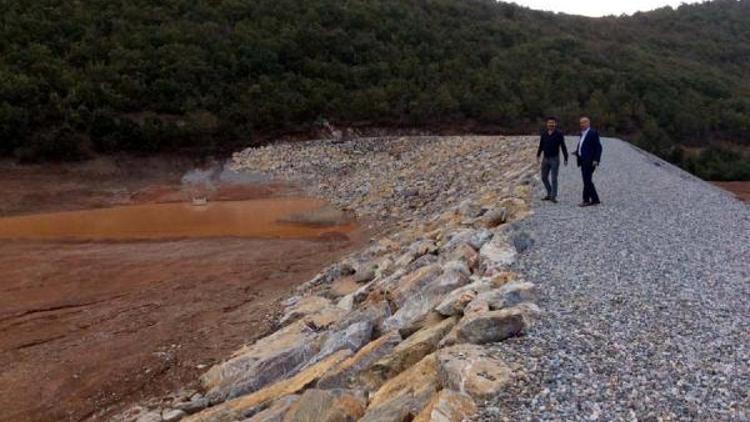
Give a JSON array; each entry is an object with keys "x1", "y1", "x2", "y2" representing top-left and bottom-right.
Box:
[{"x1": 536, "y1": 117, "x2": 568, "y2": 203}]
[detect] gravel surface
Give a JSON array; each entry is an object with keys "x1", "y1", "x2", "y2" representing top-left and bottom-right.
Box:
[{"x1": 476, "y1": 137, "x2": 750, "y2": 421}]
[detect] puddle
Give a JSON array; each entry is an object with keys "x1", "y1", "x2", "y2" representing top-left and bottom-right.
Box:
[{"x1": 0, "y1": 198, "x2": 355, "y2": 241}]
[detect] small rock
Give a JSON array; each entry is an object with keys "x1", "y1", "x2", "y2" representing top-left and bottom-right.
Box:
[
  {"x1": 457, "y1": 200, "x2": 484, "y2": 219},
  {"x1": 497, "y1": 197, "x2": 529, "y2": 220},
  {"x1": 173, "y1": 398, "x2": 209, "y2": 415},
  {"x1": 162, "y1": 409, "x2": 187, "y2": 422},
  {"x1": 463, "y1": 298, "x2": 490, "y2": 316},
  {"x1": 511, "y1": 230, "x2": 534, "y2": 253},
  {"x1": 136, "y1": 411, "x2": 162, "y2": 422},
  {"x1": 441, "y1": 244, "x2": 478, "y2": 273},
  {"x1": 404, "y1": 253, "x2": 439, "y2": 274},
  {"x1": 480, "y1": 207, "x2": 508, "y2": 228},
  {"x1": 329, "y1": 277, "x2": 360, "y2": 298},
  {"x1": 352, "y1": 265, "x2": 377, "y2": 284},
  {"x1": 336, "y1": 294, "x2": 355, "y2": 312}
]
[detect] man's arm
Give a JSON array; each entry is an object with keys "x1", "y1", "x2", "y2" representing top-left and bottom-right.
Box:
[
  {"x1": 559, "y1": 133, "x2": 569, "y2": 162},
  {"x1": 592, "y1": 131, "x2": 602, "y2": 164},
  {"x1": 537, "y1": 135, "x2": 543, "y2": 159}
]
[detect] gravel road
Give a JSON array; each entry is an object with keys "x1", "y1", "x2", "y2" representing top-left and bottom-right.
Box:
[{"x1": 477, "y1": 137, "x2": 750, "y2": 421}]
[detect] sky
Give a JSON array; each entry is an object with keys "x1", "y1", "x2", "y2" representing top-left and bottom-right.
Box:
[{"x1": 509, "y1": 0, "x2": 703, "y2": 17}]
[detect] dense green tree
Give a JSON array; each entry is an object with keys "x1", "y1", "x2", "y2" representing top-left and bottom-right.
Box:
[{"x1": 0, "y1": 0, "x2": 749, "y2": 178}]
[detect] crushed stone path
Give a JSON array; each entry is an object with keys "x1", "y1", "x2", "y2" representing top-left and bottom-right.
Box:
[{"x1": 476, "y1": 137, "x2": 749, "y2": 421}]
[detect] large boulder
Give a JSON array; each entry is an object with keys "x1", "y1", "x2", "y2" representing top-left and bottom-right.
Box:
[
  {"x1": 425, "y1": 269, "x2": 472, "y2": 296},
  {"x1": 200, "y1": 319, "x2": 323, "y2": 403},
  {"x1": 281, "y1": 389, "x2": 367, "y2": 422},
  {"x1": 404, "y1": 253, "x2": 439, "y2": 274},
  {"x1": 185, "y1": 350, "x2": 352, "y2": 422},
  {"x1": 382, "y1": 270, "x2": 470, "y2": 336},
  {"x1": 297, "y1": 263, "x2": 356, "y2": 293},
  {"x1": 333, "y1": 300, "x2": 391, "y2": 338},
  {"x1": 317, "y1": 331, "x2": 402, "y2": 389},
  {"x1": 434, "y1": 279, "x2": 493, "y2": 317},
  {"x1": 279, "y1": 296, "x2": 333, "y2": 326},
  {"x1": 479, "y1": 207, "x2": 508, "y2": 228},
  {"x1": 440, "y1": 243, "x2": 478, "y2": 273},
  {"x1": 359, "y1": 354, "x2": 440, "y2": 422},
  {"x1": 351, "y1": 263, "x2": 377, "y2": 284},
  {"x1": 439, "y1": 229, "x2": 493, "y2": 253},
  {"x1": 381, "y1": 295, "x2": 435, "y2": 337},
  {"x1": 241, "y1": 395, "x2": 299, "y2": 422},
  {"x1": 436, "y1": 344, "x2": 513, "y2": 399},
  {"x1": 308, "y1": 321, "x2": 374, "y2": 366},
  {"x1": 478, "y1": 234, "x2": 517, "y2": 275},
  {"x1": 361, "y1": 317, "x2": 457, "y2": 390},
  {"x1": 497, "y1": 197, "x2": 530, "y2": 221},
  {"x1": 385, "y1": 264, "x2": 443, "y2": 308},
  {"x1": 473, "y1": 281, "x2": 537, "y2": 310},
  {"x1": 413, "y1": 389, "x2": 477, "y2": 422},
  {"x1": 394, "y1": 240, "x2": 438, "y2": 267},
  {"x1": 440, "y1": 303, "x2": 540, "y2": 347}
]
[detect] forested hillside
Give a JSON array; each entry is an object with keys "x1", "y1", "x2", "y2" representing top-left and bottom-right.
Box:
[{"x1": 2, "y1": 0, "x2": 749, "y2": 179}]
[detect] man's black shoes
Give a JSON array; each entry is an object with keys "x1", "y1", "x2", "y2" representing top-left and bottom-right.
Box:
[
  {"x1": 542, "y1": 196, "x2": 551, "y2": 201},
  {"x1": 550, "y1": 198, "x2": 558, "y2": 203},
  {"x1": 578, "y1": 201, "x2": 601, "y2": 207}
]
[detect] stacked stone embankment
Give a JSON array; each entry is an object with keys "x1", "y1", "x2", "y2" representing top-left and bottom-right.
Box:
[{"x1": 121, "y1": 136, "x2": 542, "y2": 422}]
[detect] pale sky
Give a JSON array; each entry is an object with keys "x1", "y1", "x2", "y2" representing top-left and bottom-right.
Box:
[{"x1": 510, "y1": 0, "x2": 703, "y2": 17}]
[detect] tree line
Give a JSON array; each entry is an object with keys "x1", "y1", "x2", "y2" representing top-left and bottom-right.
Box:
[{"x1": 1, "y1": 0, "x2": 749, "y2": 179}]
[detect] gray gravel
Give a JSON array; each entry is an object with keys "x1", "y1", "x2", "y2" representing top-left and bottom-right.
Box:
[{"x1": 476, "y1": 138, "x2": 750, "y2": 421}]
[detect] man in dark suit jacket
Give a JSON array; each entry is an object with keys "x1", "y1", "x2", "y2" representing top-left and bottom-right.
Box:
[{"x1": 573, "y1": 116, "x2": 602, "y2": 207}]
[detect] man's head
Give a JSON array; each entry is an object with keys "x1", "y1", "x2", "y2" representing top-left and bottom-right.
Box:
[
  {"x1": 579, "y1": 116, "x2": 591, "y2": 131},
  {"x1": 546, "y1": 117, "x2": 557, "y2": 131}
]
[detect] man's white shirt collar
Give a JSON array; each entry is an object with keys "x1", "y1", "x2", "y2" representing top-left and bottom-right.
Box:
[{"x1": 578, "y1": 128, "x2": 590, "y2": 154}]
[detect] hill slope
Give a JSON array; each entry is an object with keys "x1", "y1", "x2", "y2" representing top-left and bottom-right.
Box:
[{"x1": 1, "y1": 0, "x2": 749, "y2": 177}]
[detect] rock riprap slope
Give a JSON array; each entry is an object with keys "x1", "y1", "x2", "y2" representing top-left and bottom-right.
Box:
[
  {"x1": 476, "y1": 138, "x2": 750, "y2": 421},
  {"x1": 230, "y1": 136, "x2": 536, "y2": 224},
  {"x1": 119, "y1": 136, "x2": 543, "y2": 422}
]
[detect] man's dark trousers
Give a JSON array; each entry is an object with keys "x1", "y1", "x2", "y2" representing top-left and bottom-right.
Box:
[
  {"x1": 541, "y1": 157, "x2": 560, "y2": 200},
  {"x1": 580, "y1": 161, "x2": 599, "y2": 204}
]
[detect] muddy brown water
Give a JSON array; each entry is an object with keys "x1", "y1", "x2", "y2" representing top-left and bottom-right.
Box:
[{"x1": 0, "y1": 198, "x2": 354, "y2": 240}]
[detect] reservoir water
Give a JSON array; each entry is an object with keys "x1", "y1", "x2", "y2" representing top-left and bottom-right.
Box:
[{"x1": 0, "y1": 198, "x2": 354, "y2": 240}]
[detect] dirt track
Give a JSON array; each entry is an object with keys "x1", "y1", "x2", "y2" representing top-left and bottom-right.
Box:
[
  {"x1": 0, "y1": 158, "x2": 366, "y2": 421},
  {"x1": 712, "y1": 181, "x2": 750, "y2": 202}
]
